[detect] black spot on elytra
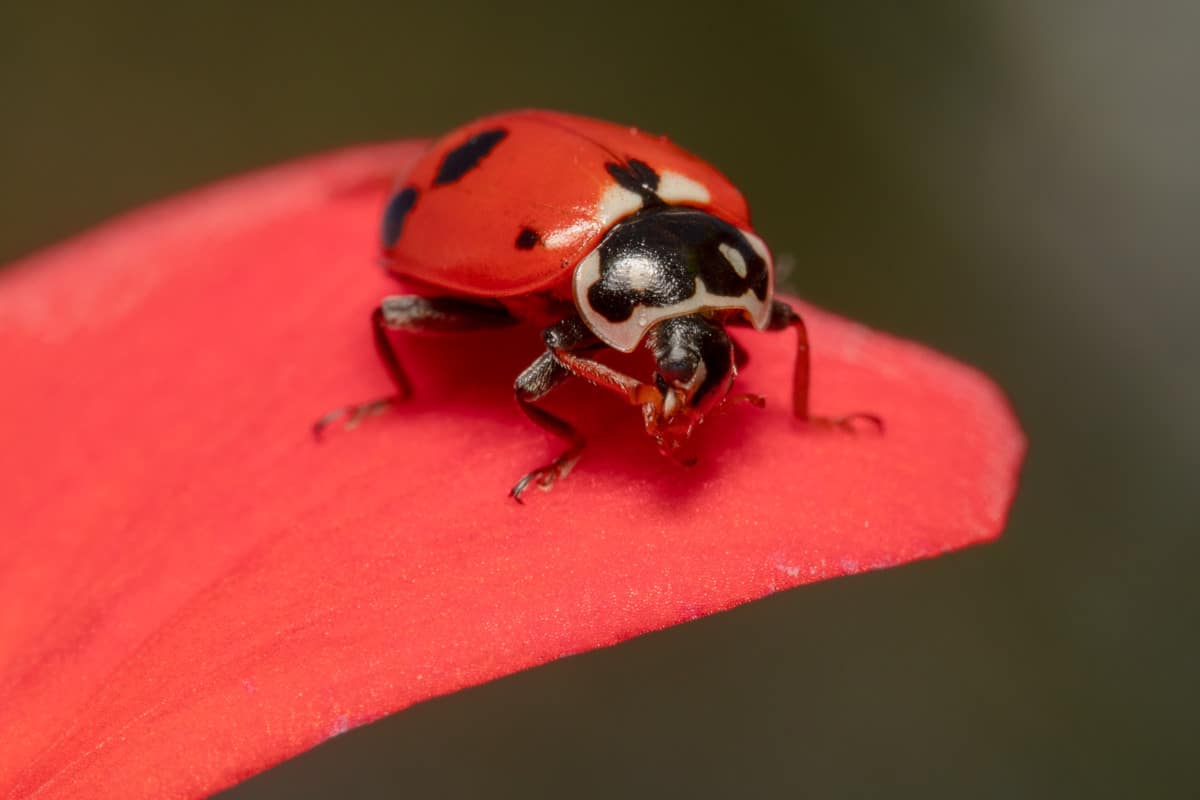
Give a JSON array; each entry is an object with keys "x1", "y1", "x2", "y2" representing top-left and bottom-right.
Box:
[
  {"x1": 515, "y1": 227, "x2": 539, "y2": 250},
  {"x1": 605, "y1": 159, "x2": 662, "y2": 205},
  {"x1": 381, "y1": 186, "x2": 418, "y2": 249},
  {"x1": 433, "y1": 128, "x2": 508, "y2": 186},
  {"x1": 585, "y1": 208, "x2": 768, "y2": 323}
]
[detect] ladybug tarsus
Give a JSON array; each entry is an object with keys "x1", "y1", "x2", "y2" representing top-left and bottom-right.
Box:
[
  {"x1": 804, "y1": 413, "x2": 886, "y2": 435},
  {"x1": 312, "y1": 396, "x2": 394, "y2": 439},
  {"x1": 511, "y1": 350, "x2": 583, "y2": 503}
]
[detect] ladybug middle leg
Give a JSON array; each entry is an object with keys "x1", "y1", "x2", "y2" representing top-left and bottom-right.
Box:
[
  {"x1": 733, "y1": 300, "x2": 882, "y2": 432},
  {"x1": 314, "y1": 295, "x2": 516, "y2": 436}
]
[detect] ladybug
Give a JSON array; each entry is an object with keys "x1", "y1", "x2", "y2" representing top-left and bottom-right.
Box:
[{"x1": 318, "y1": 110, "x2": 877, "y2": 501}]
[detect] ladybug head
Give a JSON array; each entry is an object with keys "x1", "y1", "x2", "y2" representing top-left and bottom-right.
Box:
[
  {"x1": 641, "y1": 314, "x2": 739, "y2": 458},
  {"x1": 572, "y1": 207, "x2": 775, "y2": 458}
]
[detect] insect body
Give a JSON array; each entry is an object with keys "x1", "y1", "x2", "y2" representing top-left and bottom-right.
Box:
[{"x1": 318, "y1": 110, "x2": 876, "y2": 500}]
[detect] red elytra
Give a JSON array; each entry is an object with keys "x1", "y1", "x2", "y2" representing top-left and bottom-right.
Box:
[
  {"x1": 383, "y1": 109, "x2": 750, "y2": 296},
  {"x1": 0, "y1": 138, "x2": 1024, "y2": 800}
]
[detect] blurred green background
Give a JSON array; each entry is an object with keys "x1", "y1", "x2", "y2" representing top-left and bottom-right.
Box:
[{"x1": 4, "y1": 1, "x2": 1196, "y2": 797}]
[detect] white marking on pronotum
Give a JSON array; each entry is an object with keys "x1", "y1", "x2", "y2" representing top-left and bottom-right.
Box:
[
  {"x1": 719, "y1": 243, "x2": 748, "y2": 277},
  {"x1": 742, "y1": 229, "x2": 771, "y2": 265},
  {"x1": 741, "y1": 228, "x2": 775, "y2": 312},
  {"x1": 574, "y1": 260, "x2": 772, "y2": 352},
  {"x1": 620, "y1": 254, "x2": 659, "y2": 292},
  {"x1": 574, "y1": 249, "x2": 603, "y2": 302},
  {"x1": 657, "y1": 171, "x2": 711, "y2": 205}
]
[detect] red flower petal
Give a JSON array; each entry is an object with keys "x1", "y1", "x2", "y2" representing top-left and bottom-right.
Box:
[{"x1": 0, "y1": 142, "x2": 1024, "y2": 799}]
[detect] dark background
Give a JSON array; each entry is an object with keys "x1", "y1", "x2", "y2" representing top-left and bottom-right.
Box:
[{"x1": 4, "y1": 2, "x2": 1196, "y2": 797}]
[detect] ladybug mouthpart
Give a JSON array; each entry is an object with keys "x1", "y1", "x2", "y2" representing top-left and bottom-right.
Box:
[
  {"x1": 644, "y1": 386, "x2": 764, "y2": 465},
  {"x1": 641, "y1": 399, "x2": 700, "y2": 463}
]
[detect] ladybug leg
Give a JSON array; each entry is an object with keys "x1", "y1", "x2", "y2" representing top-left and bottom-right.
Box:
[
  {"x1": 510, "y1": 316, "x2": 661, "y2": 502},
  {"x1": 511, "y1": 353, "x2": 580, "y2": 503},
  {"x1": 539, "y1": 318, "x2": 660, "y2": 407},
  {"x1": 731, "y1": 335, "x2": 751, "y2": 371},
  {"x1": 739, "y1": 300, "x2": 883, "y2": 432},
  {"x1": 314, "y1": 296, "x2": 515, "y2": 437}
]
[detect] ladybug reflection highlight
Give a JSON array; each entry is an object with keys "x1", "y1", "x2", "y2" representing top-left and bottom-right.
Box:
[{"x1": 316, "y1": 110, "x2": 879, "y2": 501}]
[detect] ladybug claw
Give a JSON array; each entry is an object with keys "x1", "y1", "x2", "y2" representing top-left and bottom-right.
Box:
[
  {"x1": 509, "y1": 476, "x2": 534, "y2": 504},
  {"x1": 804, "y1": 412, "x2": 884, "y2": 434},
  {"x1": 312, "y1": 397, "x2": 395, "y2": 439},
  {"x1": 510, "y1": 469, "x2": 549, "y2": 504},
  {"x1": 510, "y1": 455, "x2": 580, "y2": 503}
]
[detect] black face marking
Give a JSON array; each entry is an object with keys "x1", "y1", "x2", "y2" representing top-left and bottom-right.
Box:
[
  {"x1": 515, "y1": 227, "x2": 540, "y2": 250},
  {"x1": 605, "y1": 159, "x2": 662, "y2": 205},
  {"x1": 585, "y1": 208, "x2": 769, "y2": 323},
  {"x1": 433, "y1": 128, "x2": 508, "y2": 186},
  {"x1": 381, "y1": 186, "x2": 418, "y2": 250}
]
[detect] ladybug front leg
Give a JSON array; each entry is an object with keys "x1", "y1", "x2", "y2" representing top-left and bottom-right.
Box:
[
  {"x1": 511, "y1": 352, "x2": 581, "y2": 502},
  {"x1": 748, "y1": 300, "x2": 882, "y2": 431},
  {"x1": 510, "y1": 316, "x2": 663, "y2": 502},
  {"x1": 539, "y1": 318, "x2": 660, "y2": 407},
  {"x1": 314, "y1": 295, "x2": 516, "y2": 437}
]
